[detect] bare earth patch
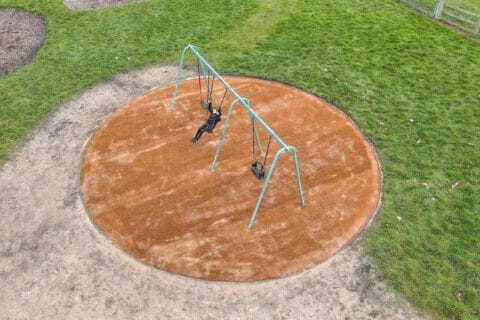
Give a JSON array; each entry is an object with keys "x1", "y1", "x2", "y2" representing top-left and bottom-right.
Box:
[
  {"x1": 64, "y1": 0, "x2": 142, "y2": 10},
  {"x1": 0, "y1": 65, "x2": 429, "y2": 319},
  {"x1": 0, "y1": 9, "x2": 46, "y2": 77}
]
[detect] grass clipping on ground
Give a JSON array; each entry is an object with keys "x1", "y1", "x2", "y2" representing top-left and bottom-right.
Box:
[{"x1": 0, "y1": 0, "x2": 479, "y2": 319}]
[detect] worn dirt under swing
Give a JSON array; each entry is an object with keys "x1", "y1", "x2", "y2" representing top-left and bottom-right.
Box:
[{"x1": 80, "y1": 46, "x2": 383, "y2": 281}]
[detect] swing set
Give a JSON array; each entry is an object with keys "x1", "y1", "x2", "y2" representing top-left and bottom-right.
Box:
[{"x1": 170, "y1": 45, "x2": 305, "y2": 229}]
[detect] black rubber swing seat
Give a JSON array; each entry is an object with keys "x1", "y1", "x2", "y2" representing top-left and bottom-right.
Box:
[{"x1": 251, "y1": 161, "x2": 265, "y2": 180}]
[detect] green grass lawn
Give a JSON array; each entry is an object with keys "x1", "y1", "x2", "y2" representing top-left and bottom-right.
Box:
[
  {"x1": 0, "y1": 0, "x2": 479, "y2": 319},
  {"x1": 452, "y1": 0, "x2": 480, "y2": 8}
]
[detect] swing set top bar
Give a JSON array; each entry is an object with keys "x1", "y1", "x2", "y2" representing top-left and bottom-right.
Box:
[
  {"x1": 170, "y1": 44, "x2": 305, "y2": 229},
  {"x1": 172, "y1": 44, "x2": 289, "y2": 150}
]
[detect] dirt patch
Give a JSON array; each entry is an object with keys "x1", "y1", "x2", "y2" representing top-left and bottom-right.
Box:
[
  {"x1": 0, "y1": 65, "x2": 429, "y2": 319},
  {"x1": 64, "y1": 0, "x2": 142, "y2": 10},
  {"x1": 0, "y1": 9, "x2": 46, "y2": 77},
  {"x1": 81, "y1": 77, "x2": 382, "y2": 281}
]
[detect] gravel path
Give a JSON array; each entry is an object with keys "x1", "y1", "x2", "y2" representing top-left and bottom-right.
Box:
[
  {"x1": 64, "y1": 0, "x2": 142, "y2": 10},
  {"x1": 0, "y1": 9, "x2": 46, "y2": 77},
  {"x1": 0, "y1": 65, "x2": 429, "y2": 320}
]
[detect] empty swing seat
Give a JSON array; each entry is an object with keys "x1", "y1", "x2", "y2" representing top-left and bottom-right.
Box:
[{"x1": 251, "y1": 161, "x2": 265, "y2": 180}]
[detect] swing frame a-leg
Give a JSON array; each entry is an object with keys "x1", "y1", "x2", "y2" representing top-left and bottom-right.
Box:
[{"x1": 170, "y1": 44, "x2": 305, "y2": 229}]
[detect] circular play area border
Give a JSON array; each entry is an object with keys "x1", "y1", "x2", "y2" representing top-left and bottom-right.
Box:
[{"x1": 80, "y1": 73, "x2": 383, "y2": 282}]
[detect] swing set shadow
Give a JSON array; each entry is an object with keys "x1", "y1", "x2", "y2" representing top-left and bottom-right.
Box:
[{"x1": 170, "y1": 44, "x2": 305, "y2": 230}]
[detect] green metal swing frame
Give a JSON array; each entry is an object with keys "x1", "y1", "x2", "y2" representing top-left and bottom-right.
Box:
[{"x1": 170, "y1": 44, "x2": 305, "y2": 229}]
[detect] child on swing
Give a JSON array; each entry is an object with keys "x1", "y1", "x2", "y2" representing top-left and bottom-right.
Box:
[{"x1": 191, "y1": 100, "x2": 221, "y2": 144}]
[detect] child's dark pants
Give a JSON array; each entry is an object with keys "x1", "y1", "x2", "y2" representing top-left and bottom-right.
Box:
[{"x1": 193, "y1": 124, "x2": 212, "y2": 142}]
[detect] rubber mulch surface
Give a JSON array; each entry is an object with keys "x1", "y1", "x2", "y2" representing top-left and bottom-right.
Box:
[{"x1": 81, "y1": 77, "x2": 382, "y2": 281}]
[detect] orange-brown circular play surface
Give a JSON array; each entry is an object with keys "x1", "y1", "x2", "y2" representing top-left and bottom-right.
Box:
[{"x1": 80, "y1": 76, "x2": 382, "y2": 281}]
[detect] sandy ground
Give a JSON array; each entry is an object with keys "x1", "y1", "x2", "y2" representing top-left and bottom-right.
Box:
[
  {"x1": 0, "y1": 9, "x2": 46, "y2": 77},
  {"x1": 0, "y1": 65, "x2": 429, "y2": 319},
  {"x1": 64, "y1": 0, "x2": 142, "y2": 10}
]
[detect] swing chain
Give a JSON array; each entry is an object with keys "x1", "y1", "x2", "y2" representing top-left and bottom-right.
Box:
[
  {"x1": 197, "y1": 58, "x2": 203, "y2": 102},
  {"x1": 251, "y1": 119, "x2": 272, "y2": 180},
  {"x1": 263, "y1": 134, "x2": 272, "y2": 166},
  {"x1": 198, "y1": 60, "x2": 217, "y2": 110}
]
